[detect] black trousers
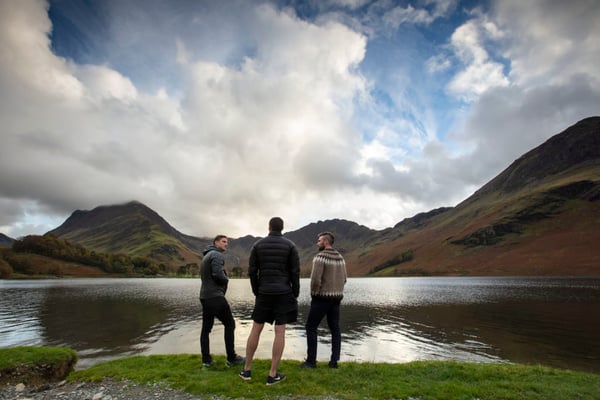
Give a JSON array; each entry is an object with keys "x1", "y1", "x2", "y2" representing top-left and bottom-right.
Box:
[
  {"x1": 305, "y1": 298, "x2": 341, "y2": 364},
  {"x1": 200, "y1": 296, "x2": 236, "y2": 363}
]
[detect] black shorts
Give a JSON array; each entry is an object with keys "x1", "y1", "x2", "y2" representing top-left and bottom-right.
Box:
[{"x1": 252, "y1": 293, "x2": 298, "y2": 325}]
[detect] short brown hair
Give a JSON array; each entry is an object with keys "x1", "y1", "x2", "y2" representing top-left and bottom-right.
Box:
[
  {"x1": 213, "y1": 234, "x2": 227, "y2": 244},
  {"x1": 318, "y1": 231, "x2": 335, "y2": 245}
]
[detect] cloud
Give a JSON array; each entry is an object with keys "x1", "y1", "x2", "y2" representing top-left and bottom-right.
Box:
[
  {"x1": 493, "y1": 0, "x2": 600, "y2": 87},
  {"x1": 1, "y1": 0, "x2": 598, "y2": 241},
  {"x1": 447, "y1": 0, "x2": 600, "y2": 185},
  {"x1": 425, "y1": 54, "x2": 452, "y2": 73},
  {"x1": 446, "y1": 18, "x2": 509, "y2": 101},
  {"x1": 455, "y1": 76, "x2": 600, "y2": 182},
  {"x1": 0, "y1": 0, "x2": 373, "y2": 238},
  {"x1": 381, "y1": 0, "x2": 458, "y2": 28}
]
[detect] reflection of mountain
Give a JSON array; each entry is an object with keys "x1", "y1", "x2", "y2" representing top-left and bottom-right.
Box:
[{"x1": 39, "y1": 287, "x2": 171, "y2": 355}]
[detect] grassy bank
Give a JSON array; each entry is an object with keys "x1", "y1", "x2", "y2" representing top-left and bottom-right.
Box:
[
  {"x1": 0, "y1": 346, "x2": 77, "y2": 385},
  {"x1": 2, "y1": 348, "x2": 599, "y2": 399},
  {"x1": 72, "y1": 355, "x2": 599, "y2": 399}
]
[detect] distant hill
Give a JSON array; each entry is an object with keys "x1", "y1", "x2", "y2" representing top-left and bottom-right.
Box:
[
  {"x1": 220, "y1": 219, "x2": 378, "y2": 275},
  {"x1": 44, "y1": 117, "x2": 600, "y2": 277},
  {"x1": 48, "y1": 201, "x2": 210, "y2": 270},
  {"x1": 0, "y1": 233, "x2": 14, "y2": 247}
]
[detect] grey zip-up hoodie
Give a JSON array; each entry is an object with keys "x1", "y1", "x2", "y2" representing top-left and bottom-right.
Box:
[{"x1": 199, "y1": 245, "x2": 229, "y2": 299}]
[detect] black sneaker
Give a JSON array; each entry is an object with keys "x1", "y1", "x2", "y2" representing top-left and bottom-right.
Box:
[
  {"x1": 227, "y1": 355, "x2": 245, "y2": 366},
  {"x1": 266, "y1": 372, "x2": 286, "y2": 385},
  {"x1": 299, "y1": 361, "x2": 316, "y2": 368},
  {"x1": 328, "y1": 361, "x2": 338, "y2": 369},
  {"x1": 239, "y1": 369, "x2": 252, "y2": 380},
  {"x1": 202, "y1": 359, "x2": 215, "y2": 369}
]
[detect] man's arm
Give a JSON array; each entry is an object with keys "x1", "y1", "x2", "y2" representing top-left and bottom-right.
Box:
[
  {"x1": 248, "y1": 246, "x2": 259, "y2": 296},
  {"x1": 210, "y1": 252, "x2": 229, "y2": 285},
  {"x1": 289, "y1": 246, "x2": 300, "y2": 298},
  {"x1": 310, "y1": 255, "x2": 324, "y2": 295}
]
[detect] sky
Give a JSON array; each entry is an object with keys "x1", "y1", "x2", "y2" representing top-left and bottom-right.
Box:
[{"x1": 1, "y1": 0, "x2": 599, "y2": 239}]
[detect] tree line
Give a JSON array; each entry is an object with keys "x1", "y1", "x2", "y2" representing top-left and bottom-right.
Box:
[{"x1": 0, "y1": 234, "x2": 199, "y2": 278}]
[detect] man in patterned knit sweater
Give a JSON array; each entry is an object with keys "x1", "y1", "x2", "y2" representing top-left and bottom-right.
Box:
[{"x1": 300, "y1": 231, "x2": 347, "y2": 369}]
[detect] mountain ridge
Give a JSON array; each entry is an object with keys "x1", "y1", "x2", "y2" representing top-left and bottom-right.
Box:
[
  {"x1": 7, "y1": 116, "x2": 599, "y2": 277},
  {"x1": 465, "y1": 116, "x2": 600, "y2": 202},
  {"x1": 0, "y1": 233, "x2": 14, "y2": 247}
]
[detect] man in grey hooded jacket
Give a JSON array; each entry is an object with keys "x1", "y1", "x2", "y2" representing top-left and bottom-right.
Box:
[{"x1": 199, "y1": 235, "x2": 244, "y2": 368}]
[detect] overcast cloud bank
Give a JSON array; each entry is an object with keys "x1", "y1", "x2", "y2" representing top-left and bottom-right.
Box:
[{"x1": 1, "y1": 0, "x2": 599, "y2": 238}]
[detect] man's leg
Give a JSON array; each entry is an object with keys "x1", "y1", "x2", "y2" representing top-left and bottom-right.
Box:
[
  {"x1": 243, "y1": 322, "x2": 264, "y2": 371},
  {"x1": 304, "y1": 300, "x2": 327, "y2": 365},
  {"x1": 200, "y1": 299, "x2": 216, "y2": 364},
  {"x1": 326, "y1": 302, "x2": 342, "y2": 363},
  {"x1": 215, "y1": 298, "x2": 237, "y2": 361},
  {"x1": 269, "y1": 323, "x2": 286, "y2": 377}
]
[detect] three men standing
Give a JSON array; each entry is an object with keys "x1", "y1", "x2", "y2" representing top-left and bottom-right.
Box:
[
  {"x1": 201, "y1": 223, "x2": 346, "y2": 384},
  {"x1": 301, "y1": 231, "x2": 347, "y2": 369}
]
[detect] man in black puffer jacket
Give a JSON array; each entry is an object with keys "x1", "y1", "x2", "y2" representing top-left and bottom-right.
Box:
[{"x1": 239, "y1": 217, "x2": 300, "y2": 386}]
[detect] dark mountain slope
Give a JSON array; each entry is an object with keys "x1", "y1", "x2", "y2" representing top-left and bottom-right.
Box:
[
  {"x1": 0, "y1": 233, "x2": 14, "y2": 247},
  {"x1": 468, "y1": 116, "x2": 600, "y2": 200}
]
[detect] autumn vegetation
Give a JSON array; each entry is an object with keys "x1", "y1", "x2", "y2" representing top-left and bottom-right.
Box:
[{"x1": 0, "y1": 234, "x2": 199, "y2": 279}]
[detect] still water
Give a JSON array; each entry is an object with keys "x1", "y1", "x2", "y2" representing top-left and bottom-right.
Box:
[{"x1": 1, "y1": 277, "x2": 599, "y2": 373}]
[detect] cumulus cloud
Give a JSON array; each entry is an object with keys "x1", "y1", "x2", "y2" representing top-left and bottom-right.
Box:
[
  {"x1": 446, "y1": 18, "x2": 509, "y2": 101},
  {"x1": 493, "y1": 0, "x2": 600, "y2": 87},
  {"x1": 381, "y1": 0, "x2": 457, "y2": 28},
  {"x1": 0, "y1": 0, "x2": 372, "y2": 238},
  {"x1": 1, "y1": 0, "x2": 598, "y2": 240}
]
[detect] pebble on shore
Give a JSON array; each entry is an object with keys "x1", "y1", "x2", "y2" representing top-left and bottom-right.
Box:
[{"x1": 0, "y1": 378, "x2": 203, "y2": 400}]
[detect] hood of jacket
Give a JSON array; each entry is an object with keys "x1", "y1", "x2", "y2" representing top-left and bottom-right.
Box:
[{"x1": 202, "y1": 244, "x2": 221, "y2": 256}]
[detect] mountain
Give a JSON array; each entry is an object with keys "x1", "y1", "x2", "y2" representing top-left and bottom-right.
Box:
[
  {"x1": 0, "y1": 233, "x2": 14, "y2": 247},
  {"x1": 345, "y1": 116, "x2": 600, "y2": 276},
  {"x1": 48, "y1": 201, "x2": 210, "y2": 269},
  {"x1": 45, "y1": 117, "x2": 600, "y2": 276}
]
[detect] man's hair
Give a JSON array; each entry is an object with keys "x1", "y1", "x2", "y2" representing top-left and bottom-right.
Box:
[
  {"x1": 318, "y1": 231, "x2": 335, "y2": 245},
  {"x1": 213, "y1": 234, "x2": 227, "y2": 244},
  {"x1": 269, "y1": 217, "x2": 284, "y2": 232}
]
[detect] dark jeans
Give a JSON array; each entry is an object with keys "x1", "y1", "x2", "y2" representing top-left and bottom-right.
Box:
[
  {"x1": 305, "y1": 298, "x2": 341, "y2": 364},
  {"x1": 200, "y1": 296, "x2": 236, "y2": 363}
]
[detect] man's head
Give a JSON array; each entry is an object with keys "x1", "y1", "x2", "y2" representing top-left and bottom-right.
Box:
[
  {"x1": 213, "y1": 234, "x2": 228, "y2": 251},
  {"x1": 269, "y1": 217, "x2": 284, "y2": 233},
  {"x1": 317, "y1": 231, "x2": 334, "y2": 251}
]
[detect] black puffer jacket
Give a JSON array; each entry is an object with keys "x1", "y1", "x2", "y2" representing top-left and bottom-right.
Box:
[{"x1": 248, "y1": 232, "x2": 300, "y2": 297}]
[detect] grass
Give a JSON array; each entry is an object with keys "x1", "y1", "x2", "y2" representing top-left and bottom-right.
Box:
[
  {"x1": 0, "y1": 346, "x2": 77, "y2": 385},
  {"x1": 2, "y1": 348, "x2": 599, "y2": 399},
  {"x1": 68, "y1": 354, "x2": 600, "y2": 400}
]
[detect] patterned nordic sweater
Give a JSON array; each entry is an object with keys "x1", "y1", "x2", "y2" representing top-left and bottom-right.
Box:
[{"x1": 310, "y1": 248, "x2": 347, "y2": 302}]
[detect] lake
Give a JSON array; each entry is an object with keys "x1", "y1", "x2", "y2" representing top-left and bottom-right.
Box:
[{"x1": 1, "y1": 277, "x2": 599, "y2": 373}]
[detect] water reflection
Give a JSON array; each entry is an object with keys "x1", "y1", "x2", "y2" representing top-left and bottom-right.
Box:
[
  {"x1": 39, "y1": 287, "x2": 170, "y2": 357},
  {"x1": 1, "y1": 277, "x2": 599, "y2": 373}
]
